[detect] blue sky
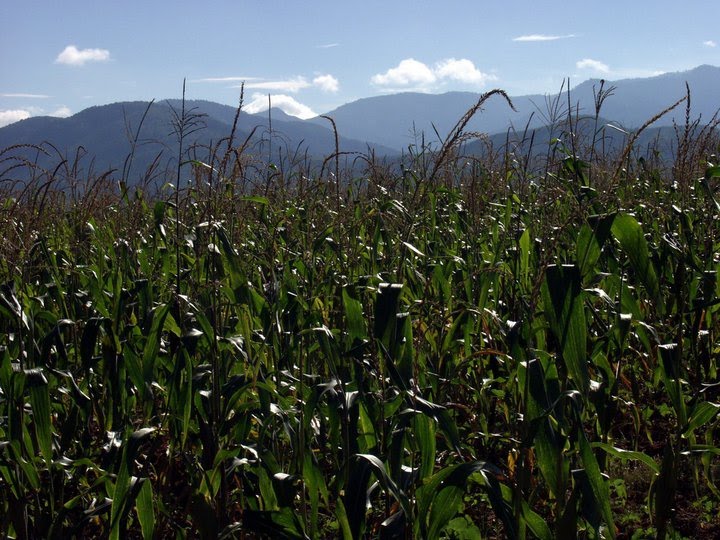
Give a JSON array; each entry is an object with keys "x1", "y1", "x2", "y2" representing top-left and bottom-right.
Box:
[{"x1": 1, "y1": 0, "x2": 719, "y2": 126}]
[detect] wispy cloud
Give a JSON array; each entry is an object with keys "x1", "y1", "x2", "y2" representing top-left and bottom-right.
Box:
[
  {"x1": 371, "y1": 58, "x2": 495, "y2": 91},
  {"x1": 244, "y1": 93, "x2": 316, "y2": 119},
  {"x1": 194, "y1": 73, "x2": 339, "y2": 94},
  {"x1": 703, "y1": 40, "x2": 717, "y2": 47},
  {"x1": 244, "y1": 77, "x2": 311, "y2": 93},
  {"x1": 55, "y1": 45, "x2": 110, "y2": 66},
  {"x1": 316, "y1": 43, "x2": 339, "y2": 49},
  {"x1": 0, "y1": 109, "x2": 31, "y2": 127},
  {"x1": 576, "y1": 58, "x2": 610, "y2": 74},
  {"x1": 229, "y1": 75, "x2": 341, "y2": 94},
  {"x1": 1, "y1": 93, "x2": 51, "y2": 99},
  {"x1": 313, "y1": 74, "x2": 339, "y2": 93},
  {"x1": 574, "y1": 59, "x2": 663, "y2": 79},
  {"x1": 513, "y1": 34, "x2": 575, "y2": 42},
  {"x1": 191, "y1": 76, "x2": 260, "y2": 83}
]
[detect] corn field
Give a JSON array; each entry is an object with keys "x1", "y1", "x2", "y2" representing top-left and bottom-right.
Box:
[{"x1": 0, "y1": 90, "x2": 719, "y2": 538}]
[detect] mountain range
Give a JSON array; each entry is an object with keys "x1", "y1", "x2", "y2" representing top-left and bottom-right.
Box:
[
  {"x1": 1, "y1": 65, "x2": 718, "y2": 183},
  {"x1": 312, "y1": 64, "x2": 720, "y2": 151},
  {"x1": 0, "y1": 100, "x2": 395, "y2": 184}
]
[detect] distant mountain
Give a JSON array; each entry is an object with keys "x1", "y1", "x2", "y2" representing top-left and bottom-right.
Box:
[
  {"x1": 463, "y1": 116, "x2": 700, "y2": 163},
  {"x1": 0, "y1": 100, "x2": 395, "y2": 185},
  {"x1": 312, "y1": 65, "x2": 720, "y2": 151},
  {"x1": 1, "y1": 65, "x2": 718, "y2": 185}
]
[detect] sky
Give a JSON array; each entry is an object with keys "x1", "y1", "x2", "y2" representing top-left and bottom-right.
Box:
[{"x1": 1, "y1": 0, "x2": 719, "y2": 127}]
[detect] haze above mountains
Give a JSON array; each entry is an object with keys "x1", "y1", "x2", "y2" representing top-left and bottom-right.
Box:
[{"x1": 1, "y1": 65, "x2": 719, "y2": 180}]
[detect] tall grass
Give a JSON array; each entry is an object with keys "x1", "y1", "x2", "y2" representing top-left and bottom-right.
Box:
[{"x1": 0, "y1": 85, "x2": 719, "y2": 539}]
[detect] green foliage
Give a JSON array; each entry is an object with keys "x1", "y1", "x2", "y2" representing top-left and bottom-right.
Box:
[{"x1": 0, "y1": 96, "x2": 719, "y2": 539}]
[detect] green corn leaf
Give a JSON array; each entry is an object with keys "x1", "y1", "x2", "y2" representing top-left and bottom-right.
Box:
[
  {"x1": 396, "y1": 310, "x2": 415, "y2": 385},
  {"x1": 216, "y1": 227, "x2": 245, "y2": 292},
  {"x1": 682, "y1": 444, "x2": 720, "y2": 456},
  {"x1": 611, "y1": 213, "x2": 660, "y2": 302},
  {"x1": 578, "y1": 428, "x2": 616, "y2": 539},
  {"x1": 242, "y1": 510, "x2": 294, "y2": 539},
  {"x1": 142, "y1": 303, "x2": 170, "y2": 387},
  {"x1": 416, "y1": 461, "x2": 506, "y2": 540},
  {"x1": 3, "y1": 440, "x2": 41, "y2": 491},
  {"x1": 440, "y1": 309, "x2": 470, "y2": 359},
  {"x1": 303, "y1": 453, "x2": 328, "y2": 537},
  {"x1": 442, "y1": 516, "x2": 482, "y2": 540},
  {"x1": 522, "y1": 358, "x2": 565, "y2": 498},
  {"x1": 658, "y1": 344, "x2": 687, "y2": 426},
  {"x1": 427, "y1": 483, "x2": 465, "y2": 540},
  {"x1": 109, "y1": 428, "x2": 155, "y2": 540},
  {"x1": 181, "y1": 349, "x2": 193, "y2": 448},
  {"x1": 355, "y1": 453, "x2": 410, "y2": 518},
  {"x1": 542, "y1": 264, "x2": 589, "y2": 394},
  {"x1": 518, "y1": 226, "x2": 531, "y2": 285},
  {"x1": 521, "y1": 500, "x2": 553, "y2": 540},
  {"x1": 406, "y1": 392, "x2": 462, "y2": 452},
  {"x1": 683, "y1": 401, "x2": 720, "y2": 437},
  {"x1": 80, "y1": 317, "x2": 104, "y2": 369},
  {"x1": 342, "y1": 455, "x2": 372, "y2": 540},
  {"x1": 123, "y1": 346, "x2": 146, "y2": 403},
  {"x1": 577, "y1": 213, "x2": 615, "y2": 280},
  {"x1": 402, "y1": 240, "x2": 425, "y2": 257},
  {"x1": 374, "y1": 283, "x2": 403, "y2": 347},
  {"x1": 189, "y1": 492, "x2": 218, "y2": 540},
  {"x1": 0, "y1": 281, "x2": 29, "y2": 329},
  {"x1": 240, "y1": 195, "x2": 270, "y2": 205},
  {"x1": 342, "y1": 285, "x2": 366, "y2": 344},
  {"x1": 431, "y1": 264, "x2": 452, "y2": 306},
  {"x1": 357, "y1": 401, "x2": 378, "y2": 452},
  {"x1": 333, "y1": 498, "x2": 354, "y2": 540},
  {"x1": 652, "y1": 443, "x2": 677, "y2": 540},
  {"x1": 135, "y1": 478, "x2": 155, "y2": 540},
  {"x1": 699, "y1": 174, "x2": 720, "y2": 212},
  {"x1": 27, "y1": 371, "x2": 53, "y2": 468},
  {"x1": 591, "y1": 442, "x2": 660, "y2": 474},
  {"x1": 415, "y1": 464, "x2": 465, "y2": 539},
  {"x1": 414, "y1": 413, "x2": 436, "y2": 481}
]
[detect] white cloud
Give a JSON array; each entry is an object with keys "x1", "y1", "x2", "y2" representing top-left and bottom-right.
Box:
[
  {"x1": 0, "y1": 105, "x2": 72, "y2": 127},
  {"x1": 513, "y1": 34, "x2": 575, "y2": 42},
  {"x1": 51, "y1": 106, "x2": 72, "y2": 118},
  {"x1": 313, "y1": 74, "x2": 339, "y2": 93},
  {"x1": 244, "y1": 93, "x2": 317, "y2": 119},
  {"x1": 22, "y1": 106, "x2": 46, "y2": 115},
  {"x1": 55, "y1": 45, "x2": 110, "y2": 66},
  {"x1": 316, "y1": 43, "x2": 339, "y2": 49},
  {"x1": 703, "y1": 40, "x2": 717, "y2": 47},
  {"x1": 245, "y1": 77, "x2": 311, "y2": 93},
  {"x1": 371, "y1": 58, "x2": 437, "y2": 87},
  {"x1": 1, "y1": 93, "x2": 51, "y2": 99},
  {"x1": 371, "y1": 58, "x2": 494, "y2": 90},
  {"x1": 0, "y1": 109, "x2": 31, "y2": 127},
  {"x1": 435, "y1": 58, "x2": 496, "y2": 85},
  {"x1": 576, "y1": 58, "x2": 610, "y2": 74}
]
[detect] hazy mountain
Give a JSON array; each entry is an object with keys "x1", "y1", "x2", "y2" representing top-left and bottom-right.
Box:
[
  {"x1": 1, "y1": 65, "x2": 718, "y2": 185},
  {"x1": 461, "y1": 116, "x2": 701, "y2": 164},
  {"x1": 312, "y1": 65, "x2": 720, "y2": 151},
  {"x1": 0, "y1": 100, "x2": 395, "y2": 184}
]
